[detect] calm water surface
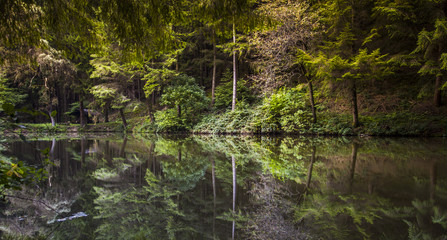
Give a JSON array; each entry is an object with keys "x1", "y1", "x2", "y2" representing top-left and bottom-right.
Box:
[{"x1": 1, "y1": 134, "x2": 447, "y2": 239}]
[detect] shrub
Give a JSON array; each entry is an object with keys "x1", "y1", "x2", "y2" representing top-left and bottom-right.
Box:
[
  {"x1": 155, "y1": 74, "x2": 209, "y2": 132},
  {"x1": 258, "y1": 87, "x2": 312, "y2": 133}
]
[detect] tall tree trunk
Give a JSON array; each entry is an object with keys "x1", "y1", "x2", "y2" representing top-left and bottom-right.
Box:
[
  {"x1": 434, "y1": 43, "x2": 445, "y2": 107},
  {"x1": 137, "y1": 79, "x2": 141, "y2": 101},
  {"x1": 148, "y1": 92, "x2": 155, "y2": 123},
  {"x1": 308, "y1": 81, "x2": 317, "y2": 124},
  {"x1": 434, "y1": 74, "x2": 443, "y2": 107},
  {"x1": 349, "y1": 3, "x2": 359, "y2": 128},
  {"x1": 80, "y1": 95, "x2": 85, "y2": 127},
  {"x1": 49, "y1": 107, "x2": 56, "y2": 126},
  {"x1": 104, "y1": 107, "x2": 109, "y2": 123},
  {"x1": 119, "y1": 108, "x2": 127, "y2": 128},
  {"x1": 350, "y1": 79, "x2": 359, "y2": 128},
  {"x1": 177, "y1": 105, "x2": 181, "y2": 118},
  {"x1": 211, "y1": 31, "x2": 217, "y2": 108},
  {"x1": 232, "y1": 17, "x2": 237, "y2": 111}
]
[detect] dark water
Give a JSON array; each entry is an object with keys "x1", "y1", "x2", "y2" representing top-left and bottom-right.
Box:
[{"x1": 1, "y1": 134, "x2": 447, "y2": 240}]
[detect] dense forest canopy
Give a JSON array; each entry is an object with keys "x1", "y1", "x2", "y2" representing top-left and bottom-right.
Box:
[{"x1": 0, "y1": 0, "x2": 446, "y2": 134}]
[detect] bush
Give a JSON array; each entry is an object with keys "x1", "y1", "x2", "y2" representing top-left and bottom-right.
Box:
[
  {"x1": 155, "y1": 74, "x2": 209, "y2": 132},
  {"x1": 154, "y1": 108, "x2": 185, "y2": 132},
  {"x1": 257, "y1": 87, "x2": 312, "y2": 133},
  {"x1": 194, "y1": 102, "x2": 260, "y2": 133}
]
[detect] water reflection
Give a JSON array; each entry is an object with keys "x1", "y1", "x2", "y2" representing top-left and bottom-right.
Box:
[{"x1": 1, "y1": 135, "x2": 446, "y2": 239}]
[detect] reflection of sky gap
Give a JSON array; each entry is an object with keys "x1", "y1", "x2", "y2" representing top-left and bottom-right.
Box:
[
  {"x1": 47, "y1": 212, "x2": 88, "y2": 224},
  {"x1": 83, "y1": 148, "x2": 98, "y2": 154}
]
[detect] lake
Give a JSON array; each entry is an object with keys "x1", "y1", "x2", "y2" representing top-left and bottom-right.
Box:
[{"x1": 1, "y1": 134, "x2": 447, "y2": 239}]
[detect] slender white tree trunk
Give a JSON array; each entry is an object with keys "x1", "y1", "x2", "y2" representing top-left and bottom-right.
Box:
[
  {"x1": 232, "y1": 17, "x2": 237, "y2": 111},
  {"x1": 211, "y1": 32, "x2": 217, "y2": 107}
]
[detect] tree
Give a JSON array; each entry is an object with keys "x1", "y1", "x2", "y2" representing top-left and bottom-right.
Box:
[
  {"x1": 0, "y1": 74, "x2": 27, "y2": 111},
  {"x1": 249, "y1": 1, "x2": 320, "y2": 123},
  {"x1": 89, "y1": 84, "x2": 129, "y2": 126},
  {"x1": 156, "y1": 74, "x2": 209, "y2": 131},
  {"x1": 413, "y1": 18, "x2": 447, "y2": 107},
  {"x1": 196, "y1": 0, "x2": 267, "y2": 111},
  {"x1": 35, "y1": 46, "x2": 77, "y2": 126},
  {"x1": 299, "y1": 48, "x2": 391, "y2": 127}
]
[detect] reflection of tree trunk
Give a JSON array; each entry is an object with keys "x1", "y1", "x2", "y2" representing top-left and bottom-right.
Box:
[
  {"x1": 119, "y1": 137, "x2": 127, "y2": 158},
  {"x1": 119, "y1": 108, "x2": 127, "y2": 128},
  {"x1": 306, "y1": 146, "x2": 317, "y2": 191},
  {"x1": 349, "y1": 142, "x2": 359, "y2": 193},
  {"x1": 212, "y1": 158, "x2": 216, "y2": 237},
  {"x1": 105, "y1": 140, "x2": 112, "y2": 166},
  {"x1": 65, "y1": 142, "x2": 70, "y2": 179},
  {"x1": 232, "y1": 155, "x2": 236, "y2": 240},
  {"x1": 50, "y1": 138, "x2": 56, "y2": 158},
  {"x1": 48, "y1": 138, "x2": 56, "y2": 187},
  {"x1": 81, "y1": 136, "x2": 86, "y2": 166},
  {"x1": 148, "y1": 142, "x2": 155, "y2": 174},
  {"x1": 430, "y1": 160, "x2": 437, "y2": 200}
]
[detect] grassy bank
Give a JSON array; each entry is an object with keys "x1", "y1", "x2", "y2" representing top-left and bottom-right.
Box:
[{"x1": 7, "y1": 105, "x2": 447, "y2": 137}]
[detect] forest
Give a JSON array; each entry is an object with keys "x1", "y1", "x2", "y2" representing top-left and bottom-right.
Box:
[
  {"x1": 1, "y1": 1, "x2": 447, "y2": 239},
  {"x1": 1, "y1": 0, "x2": 447, "y2": 136}
]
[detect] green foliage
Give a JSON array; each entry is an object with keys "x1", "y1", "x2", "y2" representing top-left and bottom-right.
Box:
[
  {"x1": 387, "y1": 199, "x2": 447, "y2": 240},
  {"x1": 0, "y1": 74, "x2": 27, "y2": 111},
  {"x1": 295, "y1": 193, "x2": 385, "y2": 240},
  {"x1": 160, "y1": 75, "x2": 209, "y2": 113},
  {"x1": 155, "y1": 74, "x2": 209, "y2": 132},
  {"x1": 214, "y1": 70, "x2": 257, "y2": 110},
  {"x1": 0, "y1": 104, "x2": 49, "y2": 193},
  {"x1": 413, "y1": 18, "x2": 447, "y2": 79},
  {"x1": 257, "y1": 87, "x2": 312, "y2": 132},
  {"x1": 154, "y1": 108, "x2": 184, "y2": 132},
  {"x1": 143, "y1": 68, "x2": 178, "y2": 97},
  {"x1": 0, "y1": 159, "x2": 47, "y2": 191},
  {"x1": 93, "y1": 169, "x2": 186, "y2": 239},
  {"x1": 194, "y1": 102, "x2": 260, "y2": 133},
  {"x1": 89, "y1": 84, "x2": 117, "y2": 109}
]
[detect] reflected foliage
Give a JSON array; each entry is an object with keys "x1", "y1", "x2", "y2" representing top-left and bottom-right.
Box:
[{"x1": 0, "y1": 135, "x2": 446, "y2": 239}]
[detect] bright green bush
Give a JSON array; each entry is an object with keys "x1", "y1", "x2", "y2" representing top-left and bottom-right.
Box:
[
  {"x1": 154, "y1": 108, "x2": 184, "y2": 132},
  {"x1": 155, "y1": 74, "x2": 209, "y2": 132},
  {"x1": 194, "y1": 101, "x2": 260, "y2": 133},
  {"x1": 258, "y1": 87, "x2": 312, "y2": 133}
]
